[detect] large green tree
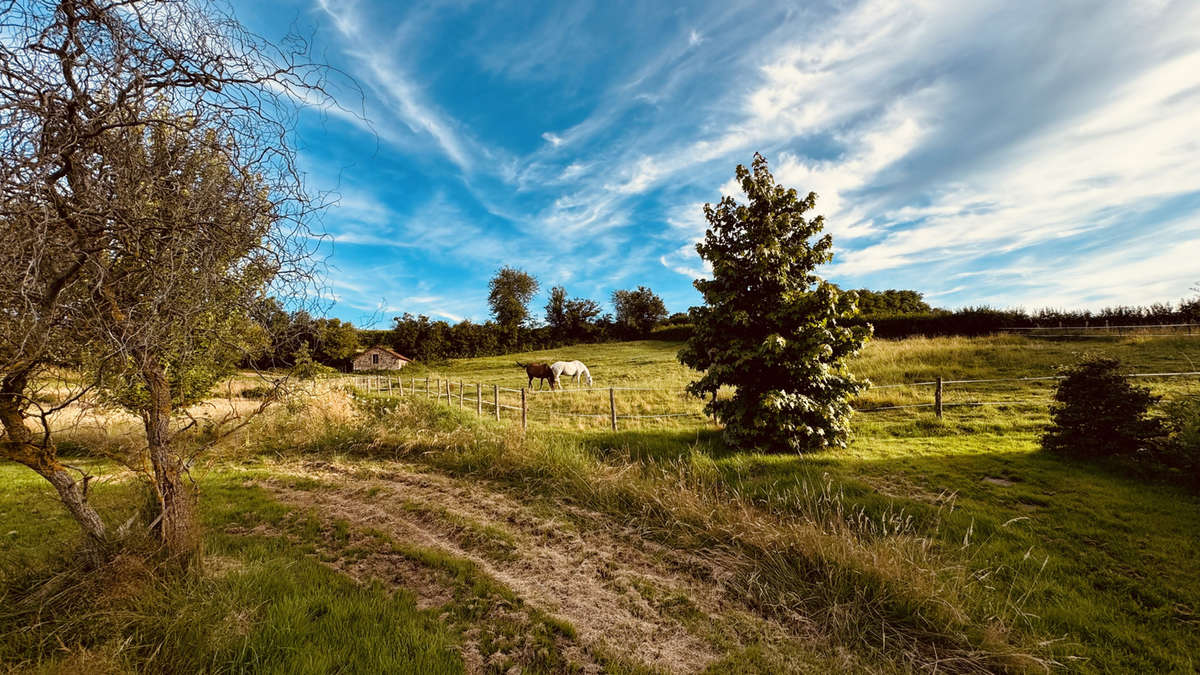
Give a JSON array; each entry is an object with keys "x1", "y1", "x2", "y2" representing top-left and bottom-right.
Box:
[
  {"x1": 678, "y1": 154, "x2": 870, "y2": 453},
  {"x1": 488, "y1": 266, "x2": 539, "y2": 339},
  {"x1": 612, "y1": 286, "x2": 668, "y2": 335}
]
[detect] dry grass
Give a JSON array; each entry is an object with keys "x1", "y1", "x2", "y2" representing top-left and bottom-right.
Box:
[{"x1": 267, "y1": 391, "x2": 1053, "y2": 672}]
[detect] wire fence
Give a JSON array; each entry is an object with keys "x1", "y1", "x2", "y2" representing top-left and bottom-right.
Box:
[
  {"x1": 998, "y1": 322, "x2": 1200, "y2": 338},
  {"x1": 335, "y1": 368, "x2": 1200, "y2": 432}
]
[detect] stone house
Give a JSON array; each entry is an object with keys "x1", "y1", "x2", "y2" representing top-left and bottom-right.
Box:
[{"x1": 351, "y1": 346, "x2": 412, "y2": 371}]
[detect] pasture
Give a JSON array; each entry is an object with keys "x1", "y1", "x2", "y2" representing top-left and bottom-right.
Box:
[{"x1": 2, "y1": 335, "x2": 1198, "y2": 672}]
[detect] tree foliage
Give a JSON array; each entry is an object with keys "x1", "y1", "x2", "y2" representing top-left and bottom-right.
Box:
[
  {"x1": 487, "y1": 266, "x2": 539, "y2": 337},
  {"x1": 0, "y1": 0, "x2": 333, "y2": 560},
  {"x1": 850, "y1": 289, "x2": 931, "y2": 316},
  {"x1": 612, "y1": 286, "x2": 668, "y2": 335},
  {"x1": 1042, "y1": 356, "x2": 1164, "y2": 459},
  {"x1": 679, "y1": 154, "x2": 869, "y2": 453},
  {"x1": 546, "y1": 285, "x2": 603, "y2": 342}
]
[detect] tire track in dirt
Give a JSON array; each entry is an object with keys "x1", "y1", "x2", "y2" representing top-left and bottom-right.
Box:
[{"x1": 255, "y1": 460, "x2": 820, "y2": 674}]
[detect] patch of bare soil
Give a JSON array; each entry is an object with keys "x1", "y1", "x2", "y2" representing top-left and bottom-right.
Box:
[{"x1": 255, "y1": 460, "x2": 820, "y2": 674}]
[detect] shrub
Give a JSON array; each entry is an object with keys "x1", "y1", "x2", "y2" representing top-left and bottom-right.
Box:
[
  {"x1": 1160, "y1": 394, "x2": 1200, "y2": 481},
  {"x1": 1041, "y1": 356, "x2": 1164, "y2": 459}
]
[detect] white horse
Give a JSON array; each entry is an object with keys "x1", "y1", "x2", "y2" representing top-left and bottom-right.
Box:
[{"x1": 550, "y1": 360, "x2": 592, "y2": 388}]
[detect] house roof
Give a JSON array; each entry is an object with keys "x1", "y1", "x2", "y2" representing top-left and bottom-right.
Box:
[{"x1": 358, "y1": 345, "x2": 412, "y2": 361}]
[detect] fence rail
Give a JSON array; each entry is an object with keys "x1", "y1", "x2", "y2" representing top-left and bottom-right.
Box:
[
  {"x1": 999, "y1": 322, "x2": 1200, "y2": 337},
  {"x1": 337, "y1": 367, "x2": 1200, "y2": 431}
]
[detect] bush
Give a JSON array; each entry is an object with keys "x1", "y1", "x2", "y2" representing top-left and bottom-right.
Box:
[
  {"x1": 1160, "y1": 394, "x2": 1200, "y2": 482},
  {"x1": 1041, "y1": 356, "x2": 1164, "y2": 459}
]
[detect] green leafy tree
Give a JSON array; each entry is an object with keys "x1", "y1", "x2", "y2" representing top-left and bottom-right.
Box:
[
  {"x1": 564, "y1": 297, "x2": 603, "y2": 339},
  {"x1": 88, "y1": 117, "x2": 296, "y2": 565},
  {"x1": 488, "y1": 266, "x2": 539, "y2": 340},
  {"x1": 313, "y1": 318, "x2": 359, "y2": 367},
  {"x1": 852, "y1": 289, "x2": 932, "y2": 315},
  {"x1": 612, "y1": 286, "x2": 668, "y2": 335},
  {"x1": 546, "y1": 285, "x2": 602, "y2": 341},
  {"x1": 545, "y1": 286, "x2": 569, "y2": 336},
  {"x1": 678, "y1": 153, "x2": 869, "y2": 453},
  {"x1": 1042, "y1": 356, "x2": 1164, "y2": 459}
]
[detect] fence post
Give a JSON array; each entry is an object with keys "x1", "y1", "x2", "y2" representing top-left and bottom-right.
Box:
[
  {"x1": 412, "y1": 376, "x2": 416, "y2": 396},
  {"x1": 494, "y1": 384, "x2": 500, "y2": 421},
  {"x1": 521, "y1": 388, "x2": 527, "y2": 431},
  {"x1": 459, "y1": 380, "x2": 464, "y2": 408},
  {"x1": 476, "y1": 383, "x2": 482, "y2": 416},
  {"x1": 425, "y1": 376, "x2": 430, "y2": 398},
  {"x1": 387, "y1": 376, "x2": 392, "y2": 394},
  {"x1": 609, "y1": 387, "x2": 617, "y2": 431},
  {"x1": 445, "y1": 378, "x2": 451, "y2": 403},
  {"x1": 935, "y1": 376, "x2": 943, "y2": 419}
]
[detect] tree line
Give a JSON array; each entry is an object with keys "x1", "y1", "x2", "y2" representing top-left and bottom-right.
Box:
[
  {"x1": 254, "y1": 268, "x2": 673, "y2": 367},
  {"x1": 252, "y1": 274, "x2": 1200, "y2": 371}
]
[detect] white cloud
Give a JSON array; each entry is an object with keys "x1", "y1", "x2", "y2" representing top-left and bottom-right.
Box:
[
  {"x1": 542, "y1": 132, "x2": 564, "y2": 146},
  {"x1": 688, "y1": 29, "x2": 704, "y2": 47},
  {"x1": 316, "y1": 0, "x2": 476, "y2": 171}
]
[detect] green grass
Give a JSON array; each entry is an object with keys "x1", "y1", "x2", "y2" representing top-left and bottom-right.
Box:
[
  {"x1": 376, "y1": 335, "x2": 1200, "y2": 434},
  {"x1": 1, "y1": 462, "x2": 622, "y2": 673},
  {"x1": 345, "y1": 334, "x2": 1200, "y2": 672},
  {"x1": 4, "y1": 334, "x2": 1199, "y2": 672},
  {"x1": 0, "y1": 464, "x2": 462, "y2": 673}
]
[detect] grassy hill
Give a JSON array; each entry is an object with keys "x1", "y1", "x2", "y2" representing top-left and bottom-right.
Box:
[{"x1": 2, "y1": 335, "x2": 1198, "y2": 672}]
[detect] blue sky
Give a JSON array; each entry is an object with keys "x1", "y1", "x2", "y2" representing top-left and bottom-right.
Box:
[{"x1": 237, "y1": 0, "x2": 1200, "y2": 326}]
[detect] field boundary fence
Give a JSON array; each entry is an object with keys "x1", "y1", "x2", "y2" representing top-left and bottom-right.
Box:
[
  {"x1": 998, "y1": 322, "x2": 1200, "y2": 338},
  {"x1": 334, "y1": 368, "x2": 1200, "y2": 431}
]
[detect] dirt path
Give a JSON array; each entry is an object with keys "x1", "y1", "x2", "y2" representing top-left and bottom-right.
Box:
[{"x1": 253, "y1": 460, "x2": 820, "y2": 674}]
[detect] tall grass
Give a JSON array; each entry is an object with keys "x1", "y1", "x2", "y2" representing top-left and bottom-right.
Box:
[{"x1": 270, "y1": 389, "x2": 1052, "y2": 672}]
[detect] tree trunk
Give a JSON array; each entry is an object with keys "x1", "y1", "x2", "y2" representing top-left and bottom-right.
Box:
[
  {"x1": 0, "y1": 370, "x2": 108, "y2": 561},
  {"x1": 141, "y1": 359, "x2": 199, "y2": 567}
]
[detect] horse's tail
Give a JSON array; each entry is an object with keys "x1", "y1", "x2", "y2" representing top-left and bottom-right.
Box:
[{"x1": 515, "y1": 361, "x2": 525, "y2": 368}]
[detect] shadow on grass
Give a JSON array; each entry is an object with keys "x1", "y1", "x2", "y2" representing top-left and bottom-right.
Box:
[{"x1": 699, "y1": 441, "x2": 1200, "y2": 674}]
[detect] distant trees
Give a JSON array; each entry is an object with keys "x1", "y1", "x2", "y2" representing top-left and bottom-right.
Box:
[
  {"x1": 563, "y1": 298, "x2": 604, "y2": 340},
  {"x1": 545, "y1": 287, "x2": 569, "y2": 335},
  {"x1": 612, "y1": 286, "x2": 668, "y2": 336},
  {"x1": 546, "y1": 285, "x2": 604, "y2": 342},
  {"x1": 679, "y1": 154, "x2": 869, "y2": 453},
  {"x1": 250, "y1": 301, "x2": 360, "y2": 370},
  {"x1": 488, "y1": 267, "x2": 540, "y2": 339},
  {"x1": 852, "y1": 289, "x2": 931, "y2": 315}
]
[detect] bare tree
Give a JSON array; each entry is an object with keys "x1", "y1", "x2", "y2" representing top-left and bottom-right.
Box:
[{"x1": 0, "y1": 0, "x2": 337, "y2": 563}]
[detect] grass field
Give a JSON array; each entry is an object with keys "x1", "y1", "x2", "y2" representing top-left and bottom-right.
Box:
[{"x1": 2, "y1": 335, "x2": 1198, "y2": 672}]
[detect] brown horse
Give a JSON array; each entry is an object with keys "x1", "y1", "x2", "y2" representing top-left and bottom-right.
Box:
[{"x1": 515, "y1": 361, "x2": 557, "y2": 390}]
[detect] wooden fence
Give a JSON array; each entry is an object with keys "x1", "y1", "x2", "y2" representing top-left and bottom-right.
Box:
[
  {"x1": 336, "y1": 369, "x2": 1200, "y2": 428},
  {"x1": 339, "y1": 374, "x2": 707, "y2": 430}
]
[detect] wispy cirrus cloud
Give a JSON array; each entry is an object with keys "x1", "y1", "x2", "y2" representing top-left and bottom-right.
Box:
[{"x1": 276, "y1": 0, "x2": 1200, "y2": 322}]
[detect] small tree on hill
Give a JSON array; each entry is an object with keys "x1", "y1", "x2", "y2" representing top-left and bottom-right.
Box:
[
  {"x1": 545, "y1": 286, "x2": 569, "y2": 336},
  {"x1": 679, "y1": 154, "x2": 869, "y2": 453},
  {"x1": 612, "y1": 286, "x2": 668, "y2": 335},
  {"x1": 488, "y1": 266, "x2": 539, "y2": 343},
  {"x1": 1042, "y1": 356, "x2": 1164, "y2": 459}
]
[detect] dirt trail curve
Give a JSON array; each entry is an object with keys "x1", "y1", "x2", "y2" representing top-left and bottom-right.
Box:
[{"x1": 255, "y1": 460, "x2": 817, "y2": 674}]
